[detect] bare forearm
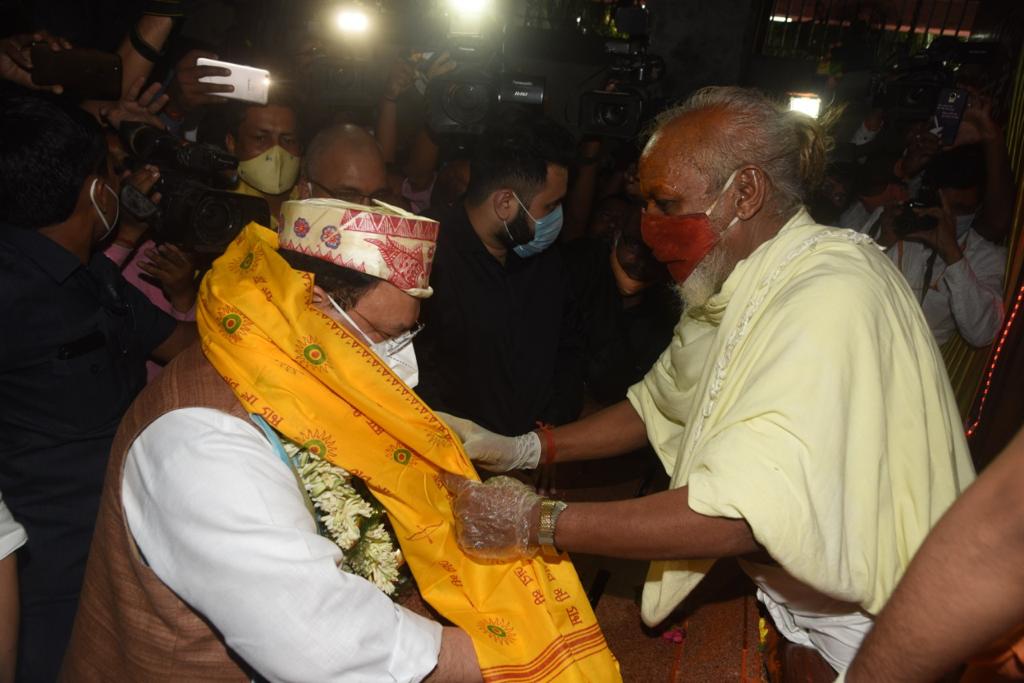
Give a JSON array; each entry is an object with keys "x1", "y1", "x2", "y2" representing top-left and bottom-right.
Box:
[
  {"x1": 561, "y1": 140, "x2": 601, "y2": 243},
  {"x1": 547, "y1": 400, "x2": 648, "y2": 463},
  {"x1": 118, "y1": 15, "x2": 173, "y2": 92},
  {"x1": 375, "y1": 100, "x2": 398, "y2": 164},
  {"x1": 405, "y1": 128, "x2": 440, "y2": 188},
  {"x1": 0, "y1": 554, "x2": 18, "y2": 683},
  {"x1": 151, "y1": 321, "x2": 197, "y2": 363},
  {"x1": 425, "y1": 626, "x2": 481, "y2": 682},
  {"x1": 977, "y1": 133, "x2": 1014, "y2": 240},
  {"x1": 846, "y1": 430, "x2": 1024, "y2": 682},
  {"x1": 552, "y1": 486, "x2": 759, "y2": 560}
]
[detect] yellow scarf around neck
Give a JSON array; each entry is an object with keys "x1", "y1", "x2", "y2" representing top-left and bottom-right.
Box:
[{"x1": 197, "y1": 224, "x2": 620, "y2": 682}]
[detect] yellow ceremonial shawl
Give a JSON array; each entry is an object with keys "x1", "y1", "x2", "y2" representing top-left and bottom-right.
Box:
[
  {"x1": 197, "y1": 224, "x2": 620, "y2": 682},
  {"x1": 628, "y1": 209, "x2": 976, "y2": 626}
]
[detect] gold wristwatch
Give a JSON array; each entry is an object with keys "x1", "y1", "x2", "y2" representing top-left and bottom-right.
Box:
[{"x1": 538, "y1": 498, "x2": 568, "y2": 555}]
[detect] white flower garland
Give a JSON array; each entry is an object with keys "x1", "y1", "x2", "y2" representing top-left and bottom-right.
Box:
[{"x1": 281, "y1": 440, "x2": 405, "y2": 595}]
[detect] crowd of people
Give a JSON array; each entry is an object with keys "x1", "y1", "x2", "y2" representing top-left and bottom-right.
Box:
[{"x1": 0, "y1": 2, "x2": 1021, "y2": 682}]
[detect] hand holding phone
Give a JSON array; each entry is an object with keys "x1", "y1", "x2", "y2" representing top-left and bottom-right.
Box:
[
  {"x1": 196, "y1": 57, "x2": 270, "y2": 105},
  {"x1": 0, "y1": 31, "x2": 72, "y2": 94},
  {"x1": 171, "y1": 50, "x2": 235, "y2": 110},
  {"x1": 30, "y1": 44, "x2": 122, "y2": 100}
]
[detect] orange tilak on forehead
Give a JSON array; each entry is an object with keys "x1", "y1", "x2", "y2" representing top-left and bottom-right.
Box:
[{"x1": 640, "y1": 108, "x2": 729, "y2": 198}]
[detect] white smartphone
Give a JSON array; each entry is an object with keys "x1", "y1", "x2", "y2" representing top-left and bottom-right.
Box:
[{"x1": 196, "y1": 57, "x2": 270, "y2": 105}]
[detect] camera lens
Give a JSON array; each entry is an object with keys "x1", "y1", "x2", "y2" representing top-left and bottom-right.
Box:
[
  {"x1": 596, "y1": 103, "x2": 628, "y2": 128},
  {"x1": 329, "y1": 65, "x2": 355, "y2": 91},
  {"x1": 193, "y1": 195, "x2": 238, "y2": 246},
  {"x1": 444, "y1": 82, "x2": 490, "y2": 125}
]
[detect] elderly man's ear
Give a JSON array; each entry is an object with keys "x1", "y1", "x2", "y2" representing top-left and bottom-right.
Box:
[{"x1": 734, "y1": 166, "x2": 768, "y2": 220}]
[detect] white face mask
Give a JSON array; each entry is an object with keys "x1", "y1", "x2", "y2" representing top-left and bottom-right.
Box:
[
  {"x1": 955, "y1": 213, "x2": 975, "y2": 238},
  {"x1": 89, "y1": 178, "x2": 119, "y2": 240},
  {"x1": 327, "y1": 296, "x2": 420, "y2": 388}
]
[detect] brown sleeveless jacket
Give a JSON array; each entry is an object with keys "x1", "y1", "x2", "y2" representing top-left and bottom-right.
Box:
[{"x1": 60, "y1": 344, "x2": 252, "y2": 681}]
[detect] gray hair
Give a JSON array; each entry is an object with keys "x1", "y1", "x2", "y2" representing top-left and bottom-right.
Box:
[{"x1": 651, "y1": 86, "x2": 834, "y2": 211}]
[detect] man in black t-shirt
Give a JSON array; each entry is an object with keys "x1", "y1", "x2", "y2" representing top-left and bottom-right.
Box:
[
  {"x1": 0, "y1": 93, "x2": 196, "y2": 682},
  {"x1": 415, "y1": 114, "x2": 584, "y2": 436}
]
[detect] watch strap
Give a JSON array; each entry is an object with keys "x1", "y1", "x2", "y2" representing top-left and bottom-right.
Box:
[{"x1": 538, "y1": 498, "x2": 567, "y2": 552}]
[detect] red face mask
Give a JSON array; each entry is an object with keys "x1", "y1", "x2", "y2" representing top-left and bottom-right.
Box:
[{"x1": 640, "y1": 171, "x2": 738, "y2": 283}]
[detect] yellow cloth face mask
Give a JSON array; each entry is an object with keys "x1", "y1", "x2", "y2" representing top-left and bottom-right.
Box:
[
  {"x1": 237, "y1": 144, "x2": 301, "y2": 196},
  {"x1": 197, "y1": 224, "x2": 621, "y2": 682}
]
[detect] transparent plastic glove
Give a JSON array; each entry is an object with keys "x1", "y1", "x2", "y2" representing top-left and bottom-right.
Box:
[
  {"x1": 444, "y1": 475, "x2": 541, "y2": 561},
  {"x1": 436, "y1": 412, "x2": 541, "y2": 472}
]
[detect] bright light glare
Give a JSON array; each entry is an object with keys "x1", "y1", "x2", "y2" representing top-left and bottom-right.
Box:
[
  {"x1": 789, "y1": 94, "x2": 821, "y2": 118},
  {"x1": 770, "y1": 15, "x2": 793, "y2": 23},
  {"x1": 335, "y1": 8, "x2": 370, "y2": 33},
  {"x1": 449, "y1": 0, "x2": 489, "y2": 16}
]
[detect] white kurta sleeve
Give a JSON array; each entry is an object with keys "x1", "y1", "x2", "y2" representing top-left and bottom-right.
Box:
[{"x1": 122, "y1": 407, "x2": 442, "y2": 683}]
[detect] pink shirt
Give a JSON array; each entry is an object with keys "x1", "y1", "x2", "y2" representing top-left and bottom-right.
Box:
[{"x1": 104, "y1": 239, "x2": 195, "y2": 381}]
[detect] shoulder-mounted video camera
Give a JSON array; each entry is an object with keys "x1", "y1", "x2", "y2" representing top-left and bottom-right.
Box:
[{"x1": 118, "y1": 123, "x2": 270, "y2": 254}]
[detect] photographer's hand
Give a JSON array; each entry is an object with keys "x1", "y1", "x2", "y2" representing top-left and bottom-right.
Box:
[
  {"x1": 425, "y1": 51, "x2": 457, "y2": 82},
  {"x1": 114, "y1": 165, "x2": 162, "y2": 249},
  {"x1": 0, "y1": 31, "x2": 72, "y2": 94},
  {"x1": 167, "y1": 50, "x2": 233, "y2": 113},
  {"x1": 383, "y1": 59, "x2": 415, "y2": 101},
  {"x1": 875, "y1": 204, "x2": 902, "y2": 248},
  {"x1": 901, "y1": 123, "x2": 940, "y2": 179},
  {"x1": 139, "y1": 244, "x2": 198, "y2": 313},
  {"x1": 96, "y1": 76, "x2": 169, "y2": 130},
  {"x1": 908, "y1": 192, "x2": 963, "y2": 265}
]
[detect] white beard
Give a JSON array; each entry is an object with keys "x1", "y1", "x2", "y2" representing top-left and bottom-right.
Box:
[{"x1": 674, "y1": 243, "x2": 729, "y2": 309}]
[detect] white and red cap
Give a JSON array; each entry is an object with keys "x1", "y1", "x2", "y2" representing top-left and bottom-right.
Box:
[{"x1": 280, "y1": 198, "x2": 439, "y2": 298}]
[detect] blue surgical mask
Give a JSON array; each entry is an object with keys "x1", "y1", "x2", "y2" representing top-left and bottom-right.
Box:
[{"x1": 512, "y1": 194, "x2": 563, "y2": 258}]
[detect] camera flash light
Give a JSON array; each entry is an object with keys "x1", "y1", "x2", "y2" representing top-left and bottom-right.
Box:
[
  {"x1": 335, "y1": 7, "x2": 370, "y2": 33},
  {"x1": 789, "y1": 94, "x2": 821, "y2": 119}
]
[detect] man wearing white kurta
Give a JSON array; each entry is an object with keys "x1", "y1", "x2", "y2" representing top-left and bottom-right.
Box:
[{"x1": 442, "y1": 86, "x2": 976, "y2": 678}]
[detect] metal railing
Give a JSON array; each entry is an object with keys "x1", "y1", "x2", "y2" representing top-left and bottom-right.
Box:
[{"x1": 758, "y1": 0, "x2": 979, "y2": 62}]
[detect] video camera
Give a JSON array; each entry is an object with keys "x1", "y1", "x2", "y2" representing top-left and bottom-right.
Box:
[
  {"x1": 578, "y1": 8, "x2": 663, "y2": 139},
  {"x1": 425, "y1": 18, "x2": 546, "y2": 137},
  {"x1": 118, "y1": 123, "x2": 270, "y2": 254},
  {"x1": 871, "y1": 37, "x2": 998, "y2": 121}
]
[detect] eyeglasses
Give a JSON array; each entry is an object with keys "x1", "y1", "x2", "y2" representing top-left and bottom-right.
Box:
[
  {"x1": 308, "y1": 180, "x2": 397, "y2": 207},
  {"x1": 379, "y1": 322, "x2": 425, "y2": 355},
  {"x1": 348, "y1": 305, "x2": 424, "y2": 351}
]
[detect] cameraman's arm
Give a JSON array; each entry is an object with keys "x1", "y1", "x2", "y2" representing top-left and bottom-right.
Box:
[
  {"x1": 971, "y1": 101, "x2": 1014, "y2": 243},
  {"x1": 152, "y1": 322, "x2": 198, "y2": 364},
  {"x1": 376, "y1": 60, "x2": 415, "y2": 164},
  {"x1": 118, "y1": 15, "x2": 174, "y2": 95},
  {"x1": 927, "y1": 195, "x2": 1005, "y2": 348},
  {"x1": 562, "y1": 138, "x2": 602, "y2": 243},
  {"x1": 945, "y1": 244, "x2": 1005, "y2": 347},
  {"x1": 404, "y1": 128, "x2": 440, "y2": 194}
]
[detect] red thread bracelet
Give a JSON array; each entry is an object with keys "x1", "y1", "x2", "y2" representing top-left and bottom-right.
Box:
[{"x1": 535, "y1": 422, "x2": 557, "y2": 466}]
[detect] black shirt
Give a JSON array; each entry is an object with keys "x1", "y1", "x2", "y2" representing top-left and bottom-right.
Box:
[
  {"x1": 416, "y1": 207, "x2": 584, "y2": 436},
  {"x1": 0, "y1": 226, "x2": 175, "y2": 676},
  {"x1": 563, "y1": 237, "x2": 680, "y2": 405}
]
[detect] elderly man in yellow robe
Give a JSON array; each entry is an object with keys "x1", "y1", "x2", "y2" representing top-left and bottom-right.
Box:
[{"x1": 444, "y1": 86, "x2": 976, "y2": 679}]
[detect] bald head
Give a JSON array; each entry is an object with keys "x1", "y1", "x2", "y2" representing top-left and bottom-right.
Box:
[{"x1": 300, "y1": 123, "x2": 388, "y2": 204}]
